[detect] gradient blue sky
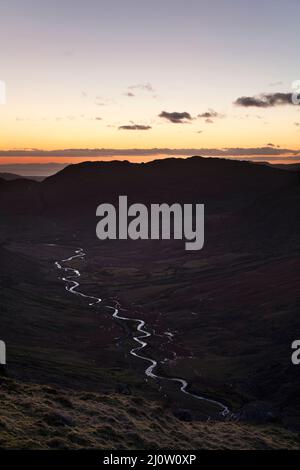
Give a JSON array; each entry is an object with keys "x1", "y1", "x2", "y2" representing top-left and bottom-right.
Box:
[{"x1": 0, "y1": 0, "x2": 300, "y2": 172}]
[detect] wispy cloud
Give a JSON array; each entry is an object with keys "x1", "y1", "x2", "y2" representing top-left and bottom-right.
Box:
[
  {"x1": 95, "y1": 96, "x2": 115, "y2": 106},
  {"x1": 118, "y1": 124, "x2": 152, "y2": 130},
  {"x1": 268, "y1": 81, "x2": 283, "y2": 87},
  {"x1": 128, "y1": 82, "x2": 154, "y2": 92},
  {"x1": 198, "y1": 109, "x2": 224, "y2": 121}
]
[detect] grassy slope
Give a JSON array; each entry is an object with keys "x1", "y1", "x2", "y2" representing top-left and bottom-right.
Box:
[{"x1": 0, "y1": 377, "x2": 299, "y2": 450}]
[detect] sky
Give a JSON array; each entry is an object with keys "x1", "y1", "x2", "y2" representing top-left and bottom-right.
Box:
[{"x1": 0, "y1": 0, "x2": 300, "y2": 175}]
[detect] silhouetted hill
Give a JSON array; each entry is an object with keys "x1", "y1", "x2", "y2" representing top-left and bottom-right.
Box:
[
  {"x1": 243, "y1": 183, "x2": 300, "y2": 243},
  {"x1": 0, "y1": 172, "x2": 43, "y2": 181},
  {"x1": 40, "y1": 156, "x2": 295, "y2": 216},
  {"x1": 267, "y1": 163, "x2": 300, "y2": 172},
  {"x1": 0, "y1": 177, "x2": 42, "y2": 215},
  {"x1": 0, "y1": 172, "x2": 23, "y2": 181},
  {"x1": 0, "y1": 156, "x2": 298, "y2": 242}
]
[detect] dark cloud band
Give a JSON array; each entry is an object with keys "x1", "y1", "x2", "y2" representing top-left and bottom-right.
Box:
[{"x1": 0, "y1": 147, "x2": 299, "y2": 158}]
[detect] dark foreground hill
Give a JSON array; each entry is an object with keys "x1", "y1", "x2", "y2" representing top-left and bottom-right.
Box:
[{"x1": 0, "y1": 377, "x2": 299, "y2": 449}]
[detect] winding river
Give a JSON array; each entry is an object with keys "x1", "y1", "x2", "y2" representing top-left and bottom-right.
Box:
[{"x1": 55, "y1": 247, "x2": 229, "y2": 417}]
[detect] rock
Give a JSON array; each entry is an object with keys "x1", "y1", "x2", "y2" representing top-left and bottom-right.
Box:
[
  {"x1": 55, "y1": 396, "x2": 74, "y2": 409},
  {"x1": 116, "y1": 384, "x2": 131, "y2": 395},
  {"x1": 236, "y1": 401, "x2": 278, "y2": 424},
  {"x1": 43, "y1": 412, "x2": 74, "y2": 427},
  {"x1": 173, "y1": 408, "x2": 193, "y2": 422},
  {"x1": 0, "y1": 365, "x2": 8, "y2": 377}
]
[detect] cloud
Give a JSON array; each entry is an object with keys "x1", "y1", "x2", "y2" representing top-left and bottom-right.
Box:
[
  {"x1": 124, "y1": 92, "x2": 135, "y2": 97},
  {"x1": 269, "y1": 81, "x2": 283, "y2": 87},
  {"x1": 235, "y1": 114, "x2": 262, "y2": 120},
  {"x1": 234, "y1": 92, "x2": 296, "y2": 108},
  {"x1": 198, "y1": 109, "x2": 224, "y2": 119},
  {"x1": 128, "y1": 82, "x2": 154, "y2": 92},
  {"x1": 159, "y1": 111, "x2": 192, "y2": 123},
  {"x1": 294, "y1": 122, "x2": 300, "y2": 127},
  {"x1": 95, "y1": 117, "x2": 102, "y2": 121},
  {"x1": 118, "y1": 124, "x2": 152, "y2": 130},
  {"x1": 95, "y1": 96, "x2": 115, "y2": 106},
  {"x1": 267, "y1": 143, "x2": 275, "y2": 147},
  {"x1": 198, "y1": 112, "x2": 216, "y2": 118},
  {"x1": 198, "y1": 109, "x2": 224, "y2": 124}
]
